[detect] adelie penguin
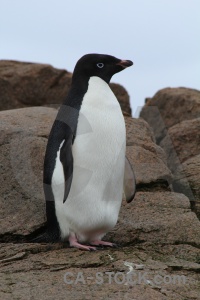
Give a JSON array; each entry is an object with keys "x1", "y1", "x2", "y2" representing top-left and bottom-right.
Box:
[{"x1": 40, "y1": 53, "x2": 136, "y2": 250}]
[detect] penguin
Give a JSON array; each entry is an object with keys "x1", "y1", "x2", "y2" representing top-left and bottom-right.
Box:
[{"x1": 42, "y1": 54, "x2": 136, "y2": 250}]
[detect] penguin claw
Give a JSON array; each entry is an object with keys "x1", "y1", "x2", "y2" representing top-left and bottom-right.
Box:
[
  {"x1": 69, "y1": 235, "x2": 97, "y2": 251},
  {"x1": 90, "y1": 240, "x2": 117, "y2": 248},
  {"x1": 70, "y1": 242, "x2": 96, "y2": 251},
  {"x1": 111, "y1": 243, "x2": 119, "y2": 248},
  {"x1": 90, "y1": 244, "x2": 104, "y2": 250},
  {"x1": 89, "y1": 247, "x2": 97, "y2": 251}
]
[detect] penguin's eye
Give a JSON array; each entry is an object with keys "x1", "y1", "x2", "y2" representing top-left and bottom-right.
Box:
[{"x1": 97, "y1": 63, "x2": 104, "y2": 68}]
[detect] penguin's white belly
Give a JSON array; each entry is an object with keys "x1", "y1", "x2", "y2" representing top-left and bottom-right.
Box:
[{"x1": 53, "y1": 76, "x2": 126, "y2": 242}]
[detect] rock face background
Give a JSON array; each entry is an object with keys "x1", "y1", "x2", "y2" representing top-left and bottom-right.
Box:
[
  {"x1": 0, "y1": 62, "x2": 200, "y2": 300},
  {"x1": 0, "y1": 60, "x2": 132, "y2": 115},
  {"x1": 140, "y1": 88, "x2": 200, "y2": 219}
]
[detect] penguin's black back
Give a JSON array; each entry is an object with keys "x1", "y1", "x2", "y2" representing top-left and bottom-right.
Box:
[{"x1": 39, "y1": 73, "x2": 90, "y2": 242}]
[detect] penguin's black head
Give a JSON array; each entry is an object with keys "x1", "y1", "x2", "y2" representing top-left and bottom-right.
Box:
[{"x1": 72, "y1": 53, "x2": 133, "y2": 84}]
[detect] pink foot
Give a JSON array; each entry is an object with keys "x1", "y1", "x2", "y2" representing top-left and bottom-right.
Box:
[
  {"x1": 90, "y1": 240, "x2": 116, "y2": 247},
  {"x1": 69, "y1": 235, "x2": 96, "y2": 251}
]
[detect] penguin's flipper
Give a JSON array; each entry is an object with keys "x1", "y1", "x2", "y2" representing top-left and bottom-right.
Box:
[
  {"x1": 123, "y1": 156, "x2": 136, "y2": 203},
  {"x1": 43, "y1": 120, "x2": 74, "y2": 205}
]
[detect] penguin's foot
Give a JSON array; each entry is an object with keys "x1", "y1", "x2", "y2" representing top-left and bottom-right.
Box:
[
  {"x1": 90, "y1": 240, "x2": 117, "y2": 247},
  {"x1": 69, "y1": 235, "x2": 96, "y2": 251}
]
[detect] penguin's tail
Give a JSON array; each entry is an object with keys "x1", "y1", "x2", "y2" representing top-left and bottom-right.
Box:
[
  {"x1": 28, "y1": 228, "x2": 60, "y2": 243},
  {"x1": 29, "y1": 232, "x2": 51, "y2": 243}
]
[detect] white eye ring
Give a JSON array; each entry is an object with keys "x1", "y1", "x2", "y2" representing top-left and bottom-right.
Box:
[{"x1": 97, "y1": 63, "x2": 104, "y2": 68}]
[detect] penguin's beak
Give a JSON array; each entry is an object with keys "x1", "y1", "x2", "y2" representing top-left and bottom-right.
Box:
[{"x1": 117, "y1": 60, "x2": 133, "y2": 68}]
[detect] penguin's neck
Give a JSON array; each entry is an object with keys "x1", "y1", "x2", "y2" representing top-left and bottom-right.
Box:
[
  {"x1": 64, "y1": 76, "x2": 110, "y2": 108},
  {"x1": 63, "y1": 76, "x2": 89, "y2": 110},
  {"x1": 87, "y1": 76, "x2": 109, "y2": 98},
  {"x1": 82, "y1": 76, "x2": 116, "y2": 109}
]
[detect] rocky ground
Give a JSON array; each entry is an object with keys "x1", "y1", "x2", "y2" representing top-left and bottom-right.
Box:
[{"x1": 0, "y1": 61, "x2": 200, "y2": 300}]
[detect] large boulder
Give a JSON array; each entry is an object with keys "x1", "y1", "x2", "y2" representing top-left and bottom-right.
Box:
[
  {"x1": 0, "y1": 60, "x2": 132, "y2": 115},
  {"x1": 173, "y1": 155, "x2": 200, "y2": 219},
  {"x1": 125, "y1": 117, "x2": 172, "y2": 187},
  {"x1": 140, "y1": 88, "x2": 200, "y2": 219},
  {"x1": 140, "y1": 87, "x2": 200, "y2": 143},
  {"x1": 160, "y1": 118, "x2": 200, "y2": 172},
  {"x1": 0, "y1": 60, "x2": 71, "y2": 109},
  {"x1": 112, "y1": 191, "x2": 200, "y2": 246},
  {"x1": 0, "y1": 107, "x2": 56, "y2": 236}
]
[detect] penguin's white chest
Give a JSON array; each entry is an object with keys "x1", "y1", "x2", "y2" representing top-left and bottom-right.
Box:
[{"x1": 54, "y1": 76, "x2": 126, "y2": 241}]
